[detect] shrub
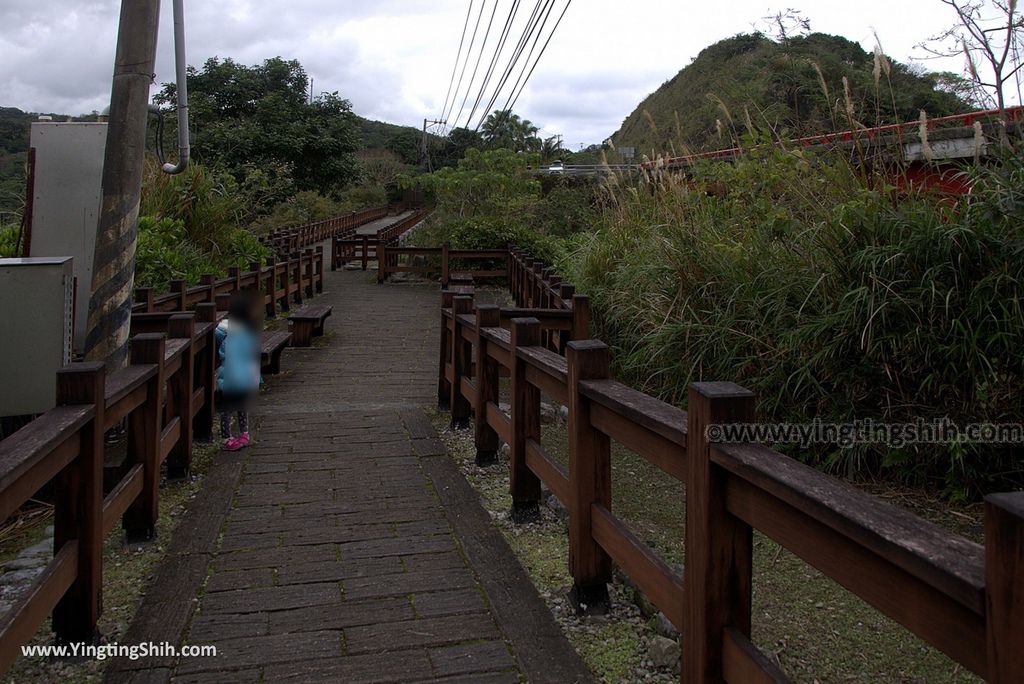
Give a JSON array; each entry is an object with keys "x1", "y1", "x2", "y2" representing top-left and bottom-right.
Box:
[{"x1": 560, "y1": 149, "x2": 1024, "y2": 499}]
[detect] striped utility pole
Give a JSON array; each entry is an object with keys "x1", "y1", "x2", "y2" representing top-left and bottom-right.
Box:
[{"x1": 84, "y1": 0, "x2": 162, "y2": 369}]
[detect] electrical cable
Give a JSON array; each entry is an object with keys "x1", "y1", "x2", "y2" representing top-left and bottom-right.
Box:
[
  {"x1": 439, "y1": 0, "x2": 474, "y2": 123},
  {"x1": 463, "y1": 0, "x2": 522, "y2": 129},
  {"x1": 443, "y1": 0, "x2": 488, "y2": 125},
  {"x1": 505, "y1": 0, "x2": 572, "y2": 115},
  {"x1": 452, "y1": 0, "x2": 502, "y2": 129},
  {"x1": 473, "y1": 0, "x2": 548, "y2": 130}
]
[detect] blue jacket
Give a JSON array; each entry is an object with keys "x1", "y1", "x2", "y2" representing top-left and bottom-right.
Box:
[{"x1": 216, "y1": 323, "x2": 260, "y2": 394}]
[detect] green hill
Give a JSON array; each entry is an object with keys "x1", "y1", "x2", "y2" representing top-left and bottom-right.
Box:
[
  {"x1": 611, "y1": 33, "x2": 973, "y2": 158},
  {"x1": 0, "y1": 106, "x2": 427, "y2": 219}
]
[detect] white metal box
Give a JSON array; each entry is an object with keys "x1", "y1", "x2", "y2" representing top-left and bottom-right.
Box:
[
  {"x1": 28, "y1": 121, "x2": 107, "y2": 353},
  {"x1": 0, "y1": 257, "x2": 74, "y2": 416}
]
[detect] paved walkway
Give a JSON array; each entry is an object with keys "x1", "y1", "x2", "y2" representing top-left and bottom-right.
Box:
[{"x1": 107, "y1": 252, "x2": 591, "y2": 683}]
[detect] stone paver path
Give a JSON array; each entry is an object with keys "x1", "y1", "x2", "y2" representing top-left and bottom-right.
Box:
[{"x1": 107, "y1": 245, "x2": 591, "y2": 684}]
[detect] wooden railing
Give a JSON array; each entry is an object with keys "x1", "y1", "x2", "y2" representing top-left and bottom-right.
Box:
[
  {"x1": 438, "y1": 278, "x2": 1023, "y2": 682},
  {"x1": 261, "y1": 206, "x2": 389, "y2": 255},
  {"x1": 331, "y1": 209, "x2": 430, "y2": 273},
  {"x1": 133, "y1": 248, "x2": 323, "y2": 319},
  {"x1": 0, "y1": 307, "x2": 218, "y2": 674}
]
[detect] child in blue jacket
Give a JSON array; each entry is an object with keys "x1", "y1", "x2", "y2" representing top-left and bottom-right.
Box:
[{"x1": 215, "y1": 292, "x2": 261, "y2": 451}]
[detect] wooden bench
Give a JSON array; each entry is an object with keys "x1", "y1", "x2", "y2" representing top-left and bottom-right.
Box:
[
  {"x1": 260, "y1": 331, "x2": 291, "y2": 375},
  {"x1": 288, "y1": 304, "x2": 333, "y2": 347}
]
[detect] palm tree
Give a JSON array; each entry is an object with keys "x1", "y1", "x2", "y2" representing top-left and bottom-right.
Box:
[{"x1": 481, "y1": 110, "x2": 541, "y2": 152}]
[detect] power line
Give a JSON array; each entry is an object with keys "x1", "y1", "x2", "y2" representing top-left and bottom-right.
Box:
[
  {"x1": 463, "y1": 0, "x2": 522, "y2": 129},
  {"x1": 472, "y1": 0, "x2": 549, "y2": 130},
  {"x1": 499, "y1": 0, "x2": 560, "y2": 117},
  {"x1": 452, "y1": 0, "x2": 501, "y2": 129},
  {"x1": 443, "y1": 0, "x2": 488, "y2": 125},
  {"x1": 505, "y1": 0, "x2": 573, "y2": 115},
  {"x1": 439, "y1": 0, "x2": 474, "y2": 122}
]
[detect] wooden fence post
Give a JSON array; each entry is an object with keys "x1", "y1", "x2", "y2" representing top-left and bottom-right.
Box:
[
  {"x1": 303, "y1": 249, "x2": 315, "y2": 297},
  {"x1": 986, "y1": 492, "x2": 1024, "y2": 682},
  {"x1": 200, "y1": 274, "x2": 216, "y2": 303},
  {"x1": 315, "y1": 246, "x2": 325, "y2": 292},
  {"x1": 134, "y1": 287, "x2": 154, "y2": 313},
  {"x1": 571, "y1": 294, "x2": 591, "y2": 341},
  {"x1": 438, "y1": 291, "x2": 455, "y2": 409},
  {"x1": 166, "y1": 314, "x2": 195, "y2": 479},
  {"x1": 291, "y1": 253, "x2": 303, "y2": 306},
  {"x1": 331, "y1": 238, "x2": 338, "y2": 271},
  {"x1": 52, "y1": 362, "x2": 105, "y2": 644},
  {"x1": 170, "y1": 279, "x2": 188, "y2": 311},
  {"x1": 228, "y1": 266, "x2": 241, "y2": 294},
  {"x1": 474, "y1": 305, "x2": 501, "y2": 465},
  {"x1": 264, "y1": 257, "x2": 277, "y2": 318},
  {"x1": 441, "y1": 242, "x2": 451, "y2": 288},
  {"x1": 378, "y1": 242, "x2": 387, "y2": 284},
  {"x1": 450, "y1": 295, "x2": 474, "y2": 429},
  {"x1": 193, "y1": 303, "x2": 217, "y2": 441},
  {"x1": 683, "y1": 382, "x2": 756, "y2": 683},
  {"x1": 125, "y1": 334, "x2": 165, "y2": 541},
  {"x1": 509, "y1": 317, "x2": 542, "y2": 522},
  {"x1": 278, "y1": 258, "x2": 291, "y2": 313},
  {"x1": 566, "y1": 340, "x2": 613, "y2": 614},
  {"x1": 361, "y1": 235, "x2": 369, "y2": 271}
]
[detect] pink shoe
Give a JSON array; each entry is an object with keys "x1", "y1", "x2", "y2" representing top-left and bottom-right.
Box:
[{"x1": 222, "y1": 433, "x2": 250, "y2": 451}]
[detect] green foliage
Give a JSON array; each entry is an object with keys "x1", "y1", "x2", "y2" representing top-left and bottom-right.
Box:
[
  {"x1": 137, "y1": 160, "x2": 269, "y2": 290},
  {"x1": 135, "y1": 215, "x2": 267, "y2": 290},
  {"x1": 0, "y1": 223, "x2": 20, "y2": 257},
  {"x1": 435, "y1": 127, "x2": 484, "y2": 169},
  {"x1": 612, "y1": 32, "x2": 972, "y2": 156},
  {"x1": 406, "y1": 148, "x2": 598, "y2": 259},
  {"x1": 480, "y1": 110, "x2": 541, "y2": 152},
  {"x1": 560, "y1": 151, "x2": 1024, "y2": 498},
  {"x1": 155, "y1": 57, "x2": 360, "y2": 196}
]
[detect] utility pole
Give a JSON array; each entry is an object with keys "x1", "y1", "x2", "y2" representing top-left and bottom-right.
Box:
[
  {"x1": 84, "y1": 0, "x2": 162, "y2": 369},
  {"x1": 421, "y1": 118, "x2": 446, "y2": 172}
]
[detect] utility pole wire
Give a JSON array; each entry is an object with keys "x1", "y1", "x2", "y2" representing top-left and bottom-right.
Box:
[
  {"x1": 473, "y1": 0, "x2": 549, "y2": 130},
  {"x1": 506, "y1": 0, "x2": 573, "y2": 116},
  {"x1": 440, "y1": 0, "x2": 474, "y2": 122},
  {"x1": 464, "y1": 0, "x2": 523, "y2": 129},
  {"x1": 453, "y1": 0, "x2": 502, "y2": 129},
  {"x1": 444, "y1": 0, "x2": 488, "y2": 125}
]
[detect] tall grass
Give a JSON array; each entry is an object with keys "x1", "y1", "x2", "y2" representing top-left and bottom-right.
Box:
[{"x1": 560, "y1": 149, "x2": 1024, "y2": 498}]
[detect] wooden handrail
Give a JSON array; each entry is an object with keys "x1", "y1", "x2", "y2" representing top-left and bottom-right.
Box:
[
  {"x1": 0, "y1": 310, "x2": 217, "y2": 674},
  {"x1": 133, "y1": 248, "x2": 325, "y2": 318},
  {"x1": 438, "y1": 290, "x2": 1024, "y2": 683}
]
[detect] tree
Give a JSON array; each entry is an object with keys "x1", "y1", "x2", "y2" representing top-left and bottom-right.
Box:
[
  {"x1": 385, "y1": 128, "x2": 422, "y2": 165},
  {"x1": 436, "y1": 127, "x2": 483, "y2": 169},
  {"x1": 480, "y1": 110, "x2": 541, "y2": 152},
  {"x1": 923, "y1": 1, "x2": 1024, "y2": 117},
  {"x1": 541, "y1": 135, "x2": 564, "y2": 162},
  {"x1": 155, "y1": 57, "x2": 360, "y2": 196},
  {"x1": 357, "y1": 149, "x2": 408, "y2": 186}
]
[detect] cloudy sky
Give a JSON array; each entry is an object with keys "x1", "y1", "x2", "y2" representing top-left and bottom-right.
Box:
[{"x1": 1, "y1": 1, "x2": 970, "y2": 147}]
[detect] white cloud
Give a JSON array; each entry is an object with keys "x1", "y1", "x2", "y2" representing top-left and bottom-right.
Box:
[{"x1": 1, "y1": 0, "x2": 970, "y2": 146}]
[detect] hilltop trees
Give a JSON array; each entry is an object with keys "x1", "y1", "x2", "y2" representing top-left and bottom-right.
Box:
[{"x1": 155, "y1": 57, "x2": 360, "y2": 198}]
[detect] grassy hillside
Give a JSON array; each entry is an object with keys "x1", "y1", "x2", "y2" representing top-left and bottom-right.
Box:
[{"x1": 611, "y1": 33, "x2": 972, "y2": 158}]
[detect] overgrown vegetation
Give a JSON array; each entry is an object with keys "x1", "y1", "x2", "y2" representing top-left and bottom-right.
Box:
[
  {"x1": 558, "y1": 147, "x2": 1024, "y2": 499},
  {"x1": 403, "y1": 148, "x2": 599, "y2": 259}
]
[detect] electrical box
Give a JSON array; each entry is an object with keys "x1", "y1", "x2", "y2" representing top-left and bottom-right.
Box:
[
  {"x1": 28, "y1": 121, "x2": 107, "y2": 353},
  {"x1": 0, "y1": 257, "x2": 74, "y2": 417}
]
